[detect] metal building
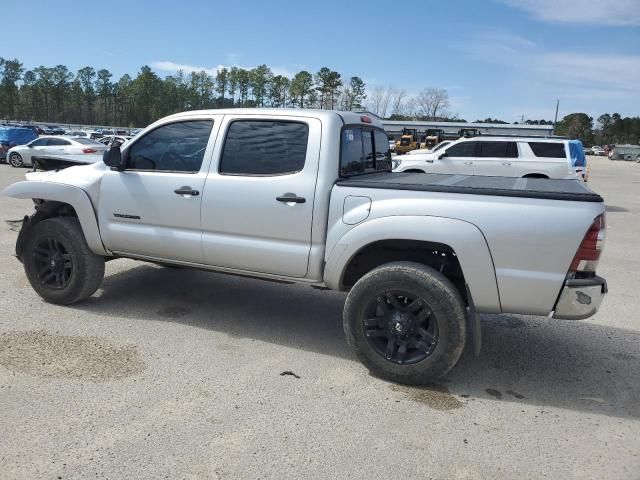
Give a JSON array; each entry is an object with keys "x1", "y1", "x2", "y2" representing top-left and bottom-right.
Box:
[{"x1": 382, "y1": 119, "x2": 554, "y2": 139}]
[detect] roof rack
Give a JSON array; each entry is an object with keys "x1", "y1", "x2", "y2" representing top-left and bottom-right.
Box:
[{"x1": 460, "y1": 133, "x2": 568, "y2": 139}]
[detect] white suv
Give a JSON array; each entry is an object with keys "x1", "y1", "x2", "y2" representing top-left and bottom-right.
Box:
[{"x1": 392, "y1": 137, "x2": 578, "y2": 180}]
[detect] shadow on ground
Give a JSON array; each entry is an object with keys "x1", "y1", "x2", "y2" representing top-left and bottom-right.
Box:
[{"x1": 74, "y1": 263, "x2": 640, "y2": 419}]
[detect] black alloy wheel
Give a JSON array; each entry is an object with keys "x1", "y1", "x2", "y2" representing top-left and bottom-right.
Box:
[
  {"x1": 362, "y1": 291, "x2": 439, "y2": 365},
  {"x1": 31, "y1": 237, "x2": 73, "y2": 289}
]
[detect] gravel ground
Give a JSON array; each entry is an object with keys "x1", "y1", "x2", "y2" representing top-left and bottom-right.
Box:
[{"x1": 0, "y1": 157, "x2": 638, "y2": 479}]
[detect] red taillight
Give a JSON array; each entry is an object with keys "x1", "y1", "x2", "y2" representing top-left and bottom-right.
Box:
[
  {"x1": 570, "y1": 213, "x2": 606, "y2": 273},
  {"x1": 360, "y1": 115, "x2": 372, "y2": 123},
  {"x1": 82, "y1": 148, "x2": 97, "y2": 154}
]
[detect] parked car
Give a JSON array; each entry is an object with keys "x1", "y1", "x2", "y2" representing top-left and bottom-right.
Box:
[
  {"x1": 97, "y1": 135, "x2": 132, "y2": 147},
  {"x1": 608, "y1": 144, "x2": 640, "y2": 162},
  {"x1": 6, "y1": 136, "x2": 108, "y2": 168},
  {"x1": 0, "y1": 126, "x2": 38, "y2": 162},
  {"x1": 590, "y1": 146, "x2": 605, "y2": 156},
  {"x1": 405, "y1": 140, "x2": 452, "y2": 155},
  {"x1": 87, "y1": 130, "x2": 104, "y2": 140},
  {"x1": 64, "y1": 130, "x2": 91, "y2": 138},
  {"x1": 2, "y1": 109, "x2": 607, "y2": 385},
  {"x1": 393, "y1": 136, "x2": 578, "y2": 179},
  {"x1": 45, "y1": 125, "x2": 66, "y2": 135}
]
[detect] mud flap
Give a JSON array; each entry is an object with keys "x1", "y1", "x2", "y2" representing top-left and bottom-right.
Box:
[
  {"x1": 465, "y1": 283, "x2": 482, "y2": 357},
  {"x1": 14, "y1": 215, "x2": 31, "y2": 262}
]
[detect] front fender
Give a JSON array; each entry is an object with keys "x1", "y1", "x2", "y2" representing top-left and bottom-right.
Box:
[
  {"x1": 323, "y1": 215, "x2": 501, "y2": 313},
  {"x1": 2, "y1": 181, "x2": 107, "y2": 255}
]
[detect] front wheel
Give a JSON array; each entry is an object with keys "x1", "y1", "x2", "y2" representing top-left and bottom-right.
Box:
[
  {"x1": 9, "y1": 152, "x2": 24, "y2": 168},
  {"x1": 343, "y1": 261, "x2": 467, "y2": 385},
  {"x1": 23, "y1": 217, "x2": 105, "y2": 305}
]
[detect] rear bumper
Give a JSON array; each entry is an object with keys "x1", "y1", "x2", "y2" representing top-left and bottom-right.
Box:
[{"x1": 553, "y1": 276, "x2": 607, "y2": 320}]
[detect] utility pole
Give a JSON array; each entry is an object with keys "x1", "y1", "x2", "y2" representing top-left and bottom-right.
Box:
[
  {"x1": 521, "y1": 114, "x2": 525, "y2": 124},
  {"x1": 553, "y1": 99, "x2": 559, "y2": 130}
]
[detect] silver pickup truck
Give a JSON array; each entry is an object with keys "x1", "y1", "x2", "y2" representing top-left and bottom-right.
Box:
[{"x1": 2, "y1": 109, "x2": 608, "y2": 384}]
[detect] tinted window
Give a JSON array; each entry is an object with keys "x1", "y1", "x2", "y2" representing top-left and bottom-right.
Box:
[
  {"x1": 340, "y1": 128, "x2": 364, "y2": 176},
  {"x1": 30, "y1": 139, "x2": 48, "y2": 147},
  {"x1": 445, "y1": 141, "x2": 477, "y2": 157},
  {"x1": 219, "y1": 120, "x2": 308, "y2": 175},
  {"x1": 127, "y1": 120, "x2": 213, "y2": 172},
  {"x1": 47, "y1": 138, "x2": 71, "y2": 146},
  {"x1": 433, "y1": 141, "x2": 449, "y2": 152},
  {"x1": 478, "y1": 141, "x2": 518, "y2": 158},
  {"x1": 340, "y1": 127, "x2": 391, "y2": 177},
  {"x1": 529, "y1": 142, "x2": 566, "y2": 158},
  {"x1": 362, "y1": 130, "x2": 374, "y2": 170},
  {"x1": 374, "y1": 129, "x2": 392, "y2": 170}
]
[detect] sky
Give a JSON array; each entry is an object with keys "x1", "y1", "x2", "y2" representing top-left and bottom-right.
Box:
[{"x1": 2, "y1": 0, "x2": 639, "y2": 123}]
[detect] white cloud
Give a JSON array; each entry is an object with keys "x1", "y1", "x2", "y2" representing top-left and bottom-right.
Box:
[
  {"x1": 501, "y1": 0, "x2": 640, "y2": 26},
  {"x1": 457, "y1": 29, "x2": 640, "y2": 98},
  {"x1": 453, "y1": 28, "x2": 640, "y2": 119},
  {"x1": 152, "y1": 61, "x2": 223, "y2": 76},
  {"x1": 151, "y1": 60, "x2": 295, "y2": 79}
]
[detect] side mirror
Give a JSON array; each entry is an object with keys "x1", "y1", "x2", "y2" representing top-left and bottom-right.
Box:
[{"x1": 103, "y1": 146, "x2": 124, "y2": 169}]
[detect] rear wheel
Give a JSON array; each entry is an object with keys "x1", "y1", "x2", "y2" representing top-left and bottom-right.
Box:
[
  {"x1": 23, "y1": 217, "x2": 105, "y2": 305},
  {"x1": 9, "y1": 152, "x2": 24, "y2": 168},
  {"x1": 343, "y1": 261, "x2": 467, "y2": 385}
]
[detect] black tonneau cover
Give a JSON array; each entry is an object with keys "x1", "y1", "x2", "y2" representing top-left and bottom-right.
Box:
[{"x1": 337, "y1": 172, "x2": 603, "y2": 202}]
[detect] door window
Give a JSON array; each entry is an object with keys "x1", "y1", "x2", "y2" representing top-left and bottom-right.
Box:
[
  {"x1": 46, "y1": 138, "x2": 71, "y2": 146},
  {"x1": 445, "y1": 141, "x2": 477, "y2": 156},
  {"x1": 219, "y1": 120, "x2": 308, "y2": 176},
  {"x1": 478, "y1": 141, "x2": 518, "y2": 158},
  {"x1": 127, "y1": 120, "x2": 213, "y2": 172},
  {"x1": 29, "y1": 139, "x2": 48, "y2": 147}
]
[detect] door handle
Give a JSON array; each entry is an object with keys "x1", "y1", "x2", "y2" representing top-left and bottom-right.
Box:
[
  {"x1": 276, "y1": 194, "x2": 306, "y2": 204},
  {"x1": 464, "y1": 161, "x2": 473, "y2": 165},
  {"x1": 174, "y1": 186, "x2": 199, "y2": 196},
  {"x1": 425, "y1": 159, "x2": 434, "y2": 163},
  {"x1": 502, "y1": 162, "x2": 512, "y2": 166}
]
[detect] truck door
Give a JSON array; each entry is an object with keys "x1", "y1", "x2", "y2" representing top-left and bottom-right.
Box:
[
  {"x1": 200, "y1": 115, "x2": 320, "y2": 278},
  {"x1": 97, "y1": 117, "x2": 221, "y2": 263}
]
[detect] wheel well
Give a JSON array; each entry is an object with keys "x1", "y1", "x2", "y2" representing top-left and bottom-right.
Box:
[
  {"x1": 341, "y1": 240, "x2": 466, "y2": 300},
  {"x1": 15, "y1": 201, "x2": 79, "y2": 258},
  {"x1": 32, "y1": 200, "x2": 79, "y2": 220},
  {"x1": 523, "y1": 173, "x2": 548, "y2": 179}
]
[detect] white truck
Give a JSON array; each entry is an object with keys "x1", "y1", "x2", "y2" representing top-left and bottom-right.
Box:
[{"x1": 2, "y1": 109, "x2": 608, "y2": 384}]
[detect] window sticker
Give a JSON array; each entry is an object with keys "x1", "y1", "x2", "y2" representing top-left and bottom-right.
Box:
[{"x1": 345, "y1": 130, "x2": 354, "y2": 142}]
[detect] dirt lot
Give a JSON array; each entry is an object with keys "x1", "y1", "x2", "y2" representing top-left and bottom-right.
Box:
[{"x1": 0, "y1": 157, "x2": 638, "y2": 479}]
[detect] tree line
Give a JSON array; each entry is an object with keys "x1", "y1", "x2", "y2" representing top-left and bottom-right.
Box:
[
  {"x1": 0, "y1": 57, "x2": 470, "y2": 128},
  {"x1": 0, "y1": 58, "x2": 367, "y2": 127},
  {"x1": 1, "y1": 57, "x2": 639, "y2": 145},
  {"x1": 555, "y1": 113, "x2": 640, "y2": 146}
]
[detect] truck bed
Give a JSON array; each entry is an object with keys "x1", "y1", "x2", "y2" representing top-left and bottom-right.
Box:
[{"x1": 336, "y1": 172, "x2": 603, "y2": 202}]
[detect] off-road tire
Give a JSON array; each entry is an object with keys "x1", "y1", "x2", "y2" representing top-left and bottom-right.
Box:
[
  {"x1": 344, "y1": 261, "x2": 467, "y2": 385},
  {"x1": 23, "y1": 217, "x2": 105, "y2": 305}
]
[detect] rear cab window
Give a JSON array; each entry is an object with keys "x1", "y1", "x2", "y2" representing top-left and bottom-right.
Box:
[{"x1": 340, "y1": 126, "x2": 391, "y2": 177}]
